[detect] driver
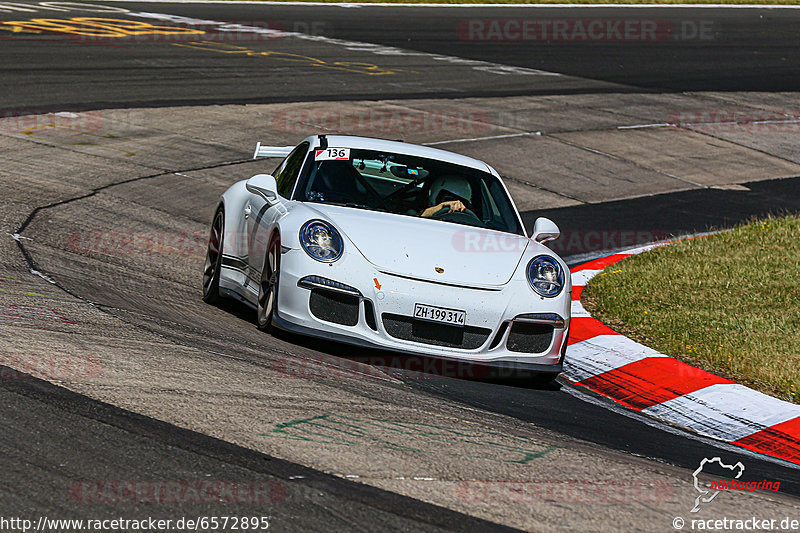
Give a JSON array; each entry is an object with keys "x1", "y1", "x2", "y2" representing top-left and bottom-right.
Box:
[{"x1": 420, "y1": 175, "x2": 473, "y2": 218}]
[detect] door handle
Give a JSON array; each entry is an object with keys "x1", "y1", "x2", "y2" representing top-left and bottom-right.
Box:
[{"x1": 244, "y1": 204, "x2": 252, "y2": 218}]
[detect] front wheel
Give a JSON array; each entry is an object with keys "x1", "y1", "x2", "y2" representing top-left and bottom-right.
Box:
[
  {"x1": 257, "y1": 233, "x2": 281, "y2": 332},
  {"x1": 202, "y1": 208, "x2": 224, "y2": 304}
]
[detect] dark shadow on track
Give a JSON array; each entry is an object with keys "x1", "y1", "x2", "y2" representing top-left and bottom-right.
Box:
[
  {"x1": 248, "y1": 308, "x2": 564, "y2": 389},
  {"x1": 518, "y1": 176, "x2": 800, "y2": 266},
  {"x1": 0, "y1": 362, "x2": 521, "y2": 533},
  {"x1": 523, "y1": 176, "x2": 800, "y2": 249}
]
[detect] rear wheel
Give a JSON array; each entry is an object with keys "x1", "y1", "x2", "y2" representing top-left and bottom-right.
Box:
[
  {"x1": 202, "y1": 208, "x2": 224, "y2": 304},
  {"x1": 257, "y1": 233, "x2": 281, "y2": 332}
]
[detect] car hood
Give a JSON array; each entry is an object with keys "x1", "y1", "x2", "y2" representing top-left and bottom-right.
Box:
[{"x1": 306, "y1": 204, "x2": 529, "y2": 287}]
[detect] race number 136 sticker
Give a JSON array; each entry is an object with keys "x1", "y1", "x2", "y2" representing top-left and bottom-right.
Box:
[{"x1": 315, "y1": 148, "x2": 350, "y2": 160}]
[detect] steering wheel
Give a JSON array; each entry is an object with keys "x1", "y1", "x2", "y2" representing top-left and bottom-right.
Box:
[{"x1": 432, "y1": 205, "x2": 484, "y2": 225}]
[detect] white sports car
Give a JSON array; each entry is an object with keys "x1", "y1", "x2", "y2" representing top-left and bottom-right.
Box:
[{"x1": 203, "y1": 135, "x2": 570, "y2": 377}]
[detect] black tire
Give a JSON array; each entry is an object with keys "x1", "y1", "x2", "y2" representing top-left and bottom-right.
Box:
[
  {"x1": 257, "y1": 233, "x2": 281, "y2": 332},
  {"x1": 202, "y1": 207, "x2": 224, "y2": 304}
]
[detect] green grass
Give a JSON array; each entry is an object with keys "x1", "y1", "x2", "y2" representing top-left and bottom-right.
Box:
[
  {"x1": 582, "y1": 215, "x2": 800, "y2": 404},
  {"x1": 235, "y1": 0, "x2": 800, "y2": 4}
]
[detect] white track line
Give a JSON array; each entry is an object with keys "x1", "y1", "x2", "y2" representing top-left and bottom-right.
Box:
[
  {"x1": 617, "y1": 123, "x2": 672, "y2": 129},
  {"x1": 131, "y1": 11, "x2": 562, "y2": 77},
  {"x1": 423, "y1": 131, "x2": 542, "y2": 146},
  {"x1": 99, "y1": 0, "x2": 800, "y2": 8}
]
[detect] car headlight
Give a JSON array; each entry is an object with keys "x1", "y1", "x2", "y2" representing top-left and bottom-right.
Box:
[
  {"x1": 300, "y1": 220, "x2": 343, "y2": 262},
  {"x1": 526, "y1": 255, "x2": 564, "y2": 298}
]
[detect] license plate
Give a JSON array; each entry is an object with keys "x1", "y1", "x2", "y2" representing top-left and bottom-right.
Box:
[{"x1": 413, "y1": 303, "x2": 466, "y2": 326}]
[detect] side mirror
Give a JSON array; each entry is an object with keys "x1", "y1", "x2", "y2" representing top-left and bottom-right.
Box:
[
  {"x1": 246, "y1": 174, "x2": 279, "y2": 202},
  {"x1": 531, "y1": 217, "x2": 560, "y2": 244}
]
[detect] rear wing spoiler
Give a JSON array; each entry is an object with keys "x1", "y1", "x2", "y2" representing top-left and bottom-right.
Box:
[{"x1": 253, "y1": 142, "x2": 294, "y2": 159}]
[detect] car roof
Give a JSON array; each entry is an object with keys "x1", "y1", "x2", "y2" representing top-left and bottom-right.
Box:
[{"x1": 303, "y1": 135, "x2": 492, "y2": 173}]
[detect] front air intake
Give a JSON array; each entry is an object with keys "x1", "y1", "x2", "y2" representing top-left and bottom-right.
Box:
[
  {"x1": 506, "y1": 322, "x2": 554, "y2": 354},
  {"x1": 309, "y1": 289, "x2": 359, "y2": 326},
  {"x1": 382, "y1": 313, "x2": 491, "y2": 349}
]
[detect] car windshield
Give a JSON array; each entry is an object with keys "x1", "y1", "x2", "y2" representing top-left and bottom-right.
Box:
[{"x1": 294, "y1": 148, "x2": 524, "y2": 235}]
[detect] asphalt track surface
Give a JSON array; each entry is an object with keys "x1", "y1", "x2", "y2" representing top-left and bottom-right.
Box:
[
  {"x1": 123, "y1": 2, "x2": 800, "y2": 92},
  {"x1": 2, "y1": 2, "x2": 800, "y2": 531},
  {"x1": 3, "y1": 2, "x2": 800, "y2": 110},
  {"x1": 0, "y1": 364, "x2": 518, "y2": 532},
  {"x1": 529, "y1": 175, "x2": 800, "y2": 242}
]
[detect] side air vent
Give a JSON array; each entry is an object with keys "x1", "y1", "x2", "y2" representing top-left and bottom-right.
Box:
[
  {"x1": 363, "y1": 299, "x2": 378, "y2": 331},
  {"x1": 488, "y1": 322, "x2": 509, "y2": 350}
]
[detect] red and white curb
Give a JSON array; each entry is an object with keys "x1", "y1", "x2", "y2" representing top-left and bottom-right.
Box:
[{"x1": 565, "y1": 245, "x2": 800, "y2": 467}]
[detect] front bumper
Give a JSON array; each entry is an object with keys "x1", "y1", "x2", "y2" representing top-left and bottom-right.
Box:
[{"x1": 274, "y1": 248, "x2": 570, "y2": 371}]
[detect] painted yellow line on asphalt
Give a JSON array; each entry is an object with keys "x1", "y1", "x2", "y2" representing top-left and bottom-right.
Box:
[
  {"x1": 0, "y1": 17, "x2": 205, "y2": 37},
  {"x1": 173, "y1": 40, "x2": 417, "y2": 75}
]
